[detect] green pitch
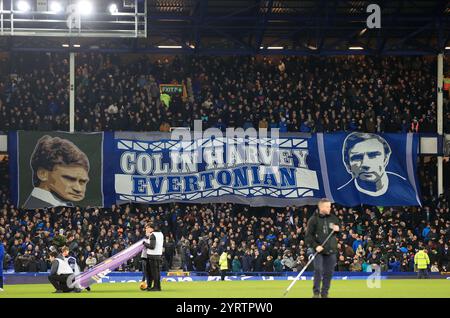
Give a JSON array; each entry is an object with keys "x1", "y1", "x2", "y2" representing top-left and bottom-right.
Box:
[{"x1": 1, "y1": 280, "x2": 449, "y2": 298}]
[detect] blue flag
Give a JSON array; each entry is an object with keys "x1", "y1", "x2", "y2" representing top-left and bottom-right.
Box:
[{"x1": 319, "y1": 132, "x2": 421, "y2": 206}]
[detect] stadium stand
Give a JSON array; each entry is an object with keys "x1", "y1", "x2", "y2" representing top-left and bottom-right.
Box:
[
  {"x1": 0, "y1": 52, "x2": 449, "y2": 276},
  {"x1": 0, "y1": 155, "x2": 448, "y2": 274},
  {"x1": 1, "y1": 53, "x2": 449, "y2": 133}
]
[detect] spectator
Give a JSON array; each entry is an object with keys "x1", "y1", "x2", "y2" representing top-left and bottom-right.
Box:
[
  {"x1": 164, "y1": 236, "x2": 175, "y2": 269},
  {"x1": 208, "y1": 263, "x2": 220, "y2": 276},
  {"x1": 337, "y1": 255, "x2": 350, "y2": 271},
  {"x1": 281, "y1": 250, "x2": 295, "y2": 271},
  {"x1": 388, "y1": 257, "x2": 401, "y2": 272},
  {"x1": 352, "y1": 235, "x2": 362, "y2": 253},
  {"x1": 422, "y1": 224, "x2": 431, "y2": 241},
  {"x1": 430, "y1": 262, "x2": 440, "y2": 273},
  {"x1": 209, "y1": 252, "x2": 219, "y2": 270},
  {"x1": 264, "y1": 255, "x2": 274, "y2": 272},
  {"x1": 85, "y1": 252, "x2": 97, "y2": 269},
  {"x1": 241, "y1": 250, "x2": 253, "y2": 272},
  {"x1": 274, "y1": 255, "x2": 283, "y2": 272},
  {"x1": 349, "y1": 257, "x2": 362, "y2": 272},
  {"x1": 231, "y1": 256, "x2": 242, "y2": 273},
  {"x1": 294, "y1": 255, "x2": 307, "y2": 272},
  {"x1": 253, "y1": 250, "x2": 263, "y2": 272}
]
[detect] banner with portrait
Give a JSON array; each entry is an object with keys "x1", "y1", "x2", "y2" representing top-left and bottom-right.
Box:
[
  {"x1": 8, "y1": 131, "x2": 421, "y2": 208},
  {"x1": 8, "y1": 131, "x2": 105, "y2": 209}
]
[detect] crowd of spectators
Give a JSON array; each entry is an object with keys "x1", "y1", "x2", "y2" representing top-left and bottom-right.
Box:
[
  {"x1": 0, "y1": 157, "x2": 449, "y2": 274},
  {"x1": 1, "y1": 53, "x2": 449, "y2": 133}
]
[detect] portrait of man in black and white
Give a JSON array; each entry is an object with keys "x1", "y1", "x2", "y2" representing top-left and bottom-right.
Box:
[
  {"x1": 337, "y1": 132, "x2": 408, "y2": 197},
  {"x1": 23, "y1": 135, "x2": 90, "y2": 209}
]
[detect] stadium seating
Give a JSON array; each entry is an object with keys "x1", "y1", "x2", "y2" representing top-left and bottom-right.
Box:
[
  {"x1": 0, "y1": 155, "x2": 448, "y2": 274},
  {"x1": 1, "y1": 54, "x2": 449, "y2": 133}
]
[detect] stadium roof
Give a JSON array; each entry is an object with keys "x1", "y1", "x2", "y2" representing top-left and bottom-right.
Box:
[{"x1": 0, "y1": 0, "x2": 449, "y2": 55}]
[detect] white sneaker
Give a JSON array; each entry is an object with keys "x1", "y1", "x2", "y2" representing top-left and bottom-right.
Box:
[{"x1": 0, "y1": 288, "x2": 4, "y2": 292}]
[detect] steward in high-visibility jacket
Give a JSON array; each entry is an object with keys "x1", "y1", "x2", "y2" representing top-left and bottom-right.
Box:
[
  {"x1": 414, "y1": 249, "x2": 430, "y2": 279},
  {"x1": 219, "y1": 252, "x2": 229, "y2": 270},
  {"x1": 414, "y1": 249, "x2": 430, "y2": 269},
  {"x1": 219, "y1": 251, "x2": 229, "y2": 281}
]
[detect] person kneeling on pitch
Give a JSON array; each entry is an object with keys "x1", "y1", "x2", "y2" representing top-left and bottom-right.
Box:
[
  {"x1": 48, "y1": 251, "x2": 80, "y2": 293},
  {"x1": 305, "y1": 198, "x2": 340, "y2": 298},
  {"x1": 143, "y1": 222, "x2": 164, "y2": 291}
]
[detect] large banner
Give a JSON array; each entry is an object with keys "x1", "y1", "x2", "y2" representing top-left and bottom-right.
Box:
[
  {"x1": 8, "y1": 131, "x2": 421, "y2": 208},
  {"x1": 8, "y1": 131, "x2": 105, "y2": 209}
]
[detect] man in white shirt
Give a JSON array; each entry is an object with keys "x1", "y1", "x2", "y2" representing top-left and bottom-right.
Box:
[
  {"x1": 143, "y1": 222, "x2": 164, "y2": 291},
  {"x1": 48, "y1": 251, "x2": 81, "y2": 293}
]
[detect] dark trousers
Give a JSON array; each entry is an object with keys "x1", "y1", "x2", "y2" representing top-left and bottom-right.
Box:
[
  {"x1": 0, "y1": 266, "x2": 3, "y2": 288},
  {"x1": 145, "y1": 259, "x2": 154, "y2": 288},
  {"x1": 48, "y1": 274, "x2": 73, "y2": 292},
  {"x1": 313, "y1": 253, "x2": 336, "y2": 296},
  {"x1": 220, "y1": 270, "x2": 227, "y2": 281},
  {"x1": 417, "y1": 269, "x2": 429, "y2": 279},
  {"x1": 147, "y1": 257, "x2": 161, "y2": 290},
  {"x1": 141, "y1": 259, "x2": 148, "y2": 282},
  {"x1": 166, "y1": 254, "x2": 173, "y2": 269}
]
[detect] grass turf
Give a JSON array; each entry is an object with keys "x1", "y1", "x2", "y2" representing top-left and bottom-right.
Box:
[{"x1": 0, "y1": 279, "x2": 449, "y2": 298}]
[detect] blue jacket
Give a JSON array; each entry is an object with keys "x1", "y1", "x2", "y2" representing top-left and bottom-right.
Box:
[
  {"x1": 388, "y1": 260, "x2": 401, "y2": 272},
  {"x1": 0, "y1": 243, "x2": 4, "y2": 268},
  {"x1": 278, "y1": 121, "x2": 287, "y2": 132},
  {"x1": 352, "y1": 239, "x2": 362, "y2": 253},
  {"x1": 300, "y1": 122, "x2": 310, "y2": 133},
  {"x1": 422, "y1": 227, "x2": 430, "y2": 239}
]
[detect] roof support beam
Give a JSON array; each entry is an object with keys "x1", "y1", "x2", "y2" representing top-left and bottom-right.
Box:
[{"x1": 254, "y1": 0, "x2": 274, "y2": 51}]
